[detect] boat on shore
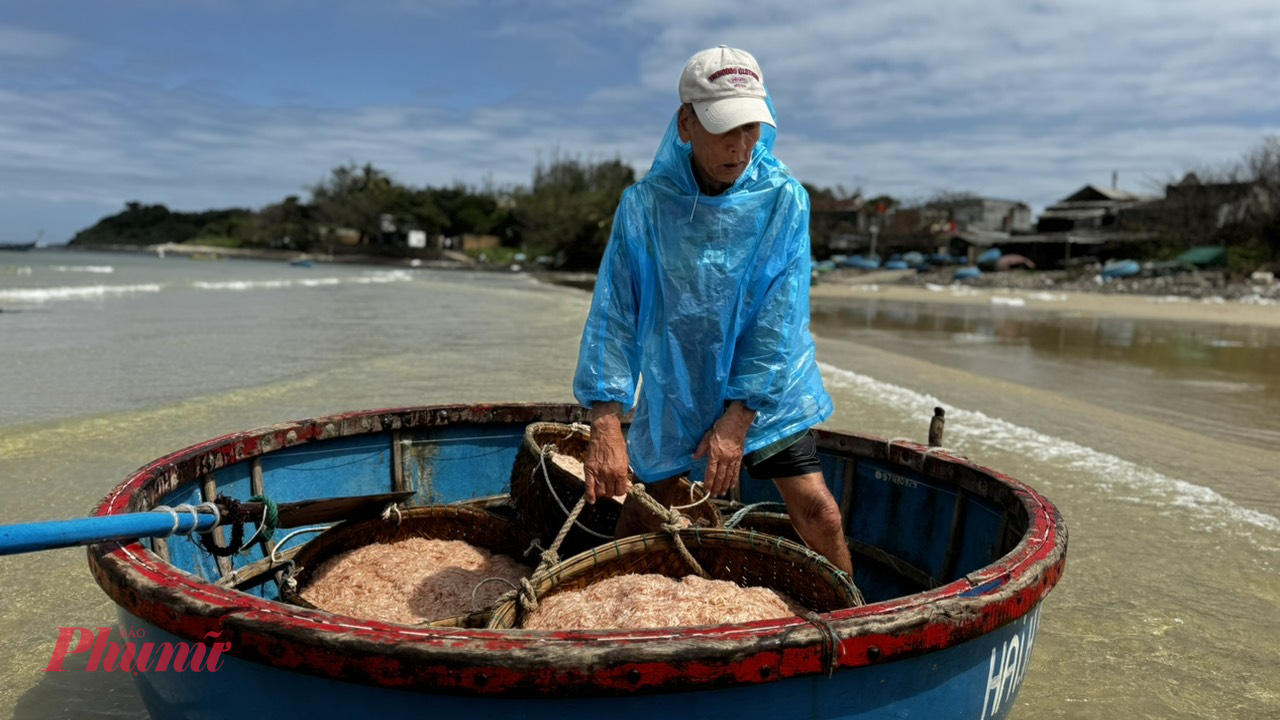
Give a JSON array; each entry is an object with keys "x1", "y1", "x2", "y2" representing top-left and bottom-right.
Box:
[
  {"x1": 79, "y1": 402, "x2": 1066, "y2": 719},
  {"x1": 1100, "y1": 259, "x2": 1141, "y2": 279}
]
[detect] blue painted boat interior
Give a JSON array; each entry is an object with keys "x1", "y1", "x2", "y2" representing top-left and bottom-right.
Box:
[{"x1": 155, "y1": 419, "x2": 1023, "y2": 606}]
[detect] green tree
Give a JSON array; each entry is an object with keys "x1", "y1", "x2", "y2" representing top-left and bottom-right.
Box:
[
  {"x1": 69, "y1": 202, "x2": 251, "y2": 247},
  {"x1": 804, "y1": 183, "x2": 863, "y2": 257},
  {"x1": 428, "y1": 185, "x2": 509, "y2": 238},
  {"x1": 255, "y1": 195, "x2": 316, "y2": 249},
  {"x1": 515, "y1": 154, "x2": 636, "y2": 269},
  {"x1": 1128, "y1": 135, "x2": 1280, "y2": 270},
  {"x1": 308, "y1": 162, "x2": 397, "y2": 245}
]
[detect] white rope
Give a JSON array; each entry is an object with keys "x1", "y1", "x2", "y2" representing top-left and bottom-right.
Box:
[
  {"x1": 270, "y1": 526, "x2": 330, "y2": 563},
  {"x1": 885, "y1": 437, "x2": 914, "y2": 457},
  {"x1": 380, "y1": 503, "x2": 403, "y2": 525},
  {"x1": 239, "y1": 504, "x2": 271, "y2": 548},
  {"x1": 923, "y1": 445, "x2": 967, "y2": 461},
  {"x1": 194, "y1": 502, "x2": 220, "y2": 529},
  {"x1": 536, "y1": 445, "x2": 613, "y2": 539},
  {"x1": 670, "y1": 480, "x2": 711, "y2": 512},
  {"x1": 151, "y1": 505, "x2": 181, "y2": 537}
]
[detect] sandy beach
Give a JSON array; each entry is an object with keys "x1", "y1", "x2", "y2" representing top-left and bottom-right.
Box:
[{"x1": 810, "y1": 274, "x2": 1280, "y2": 329}]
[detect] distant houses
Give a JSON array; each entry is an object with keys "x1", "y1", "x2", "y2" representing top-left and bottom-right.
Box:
[
  {"x1": 935, "y1": 196, "x2": 1034, "y2": 235},
  {"x1": 812, "y1": 173, "x2": 1274, "y2": 272},
  {"x1": 318, "y1": 213, "x2": 501, "y2": 262},
  {"x1": 951, "y1": 185, "x2": 1160, "y2": 270},
  {"x1": 1035, "y1": 185, "x2": 1156, "y2": 233},
  {"x1": 812, "y1": 196, "x2": 1031, "y2": 257},
  {"x1": 1121, "y1": 173, "x2": 1275, "y2": 235}
]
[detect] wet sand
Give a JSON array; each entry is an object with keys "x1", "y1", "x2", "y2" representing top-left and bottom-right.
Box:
[{"x1": 810, "y1": 276, "x2": 1280, "y2": 329}]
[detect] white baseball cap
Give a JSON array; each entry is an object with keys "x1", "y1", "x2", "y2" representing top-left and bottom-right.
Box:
[{"x1": 678, "y1": 45, "x2": 775, "y2": 135}]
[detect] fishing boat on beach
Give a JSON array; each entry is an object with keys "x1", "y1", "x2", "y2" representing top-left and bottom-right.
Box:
[{"x1": 5, "y1": 402, "x2": 1066, "y2": 719}]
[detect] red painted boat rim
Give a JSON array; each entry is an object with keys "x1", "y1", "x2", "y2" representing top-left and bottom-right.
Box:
[{"x1": 87, "y1": 403, "x2": 1067, "y2": 696}]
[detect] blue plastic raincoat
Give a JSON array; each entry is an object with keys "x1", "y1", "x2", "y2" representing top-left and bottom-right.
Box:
[{"x1": 573, "y1": 102, "x2": 833, "y2": 483}]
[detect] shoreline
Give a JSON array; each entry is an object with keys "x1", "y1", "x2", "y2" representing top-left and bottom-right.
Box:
[
  {"x1": 39, "y1": 243, "x2": 1280, "y2": 328},
  {"x1": 49, "y1": 242, "x2": 479, "y2": 270},
  {"x1": 810, "y1": 269, "x2": 1280, "y2": 329}
]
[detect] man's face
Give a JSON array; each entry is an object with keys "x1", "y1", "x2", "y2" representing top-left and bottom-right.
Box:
[{"x1": 678, "y1": 106, "x2": 762, "y2": 195}]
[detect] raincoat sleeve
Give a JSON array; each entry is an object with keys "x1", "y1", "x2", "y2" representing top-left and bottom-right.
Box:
[
  {"x1": 725, "y1": 184, "x2": 814, "y2": 415},
  {"x1": 573, "y1": 198, "x2": 642, "y2": 409}
]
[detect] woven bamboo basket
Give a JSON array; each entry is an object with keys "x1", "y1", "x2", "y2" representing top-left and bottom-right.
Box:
[
  {"x1": 282, "y1": 505, "x2": 536, "y2": 628},
  {"x1": 486, "y1": 528, "x2": 860, "y2": 630},
  {"x1": 508, "y1": 422, "x2": 721, "y2": 559},
  {"x1": 726, "y1": 508, "x2": 803, "y2": 544}
]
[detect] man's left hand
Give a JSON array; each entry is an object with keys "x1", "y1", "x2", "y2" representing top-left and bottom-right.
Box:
[{"x1": 693, "y1": 401, "x2": 757, "y2": 498}]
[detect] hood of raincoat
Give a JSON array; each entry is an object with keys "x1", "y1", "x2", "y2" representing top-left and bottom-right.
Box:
[{"x1": 574, "y1": 99, "x2": 832, "y2": 483}]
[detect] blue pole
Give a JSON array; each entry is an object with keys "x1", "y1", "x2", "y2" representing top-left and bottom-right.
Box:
[{"x1": 0, "y1": 509, "x2": 219, "y2": 556}]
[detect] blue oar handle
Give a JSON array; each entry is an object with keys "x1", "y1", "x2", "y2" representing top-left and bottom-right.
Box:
[{"x1": 0, "y1": 505, "x2": 220, "y2": 556}]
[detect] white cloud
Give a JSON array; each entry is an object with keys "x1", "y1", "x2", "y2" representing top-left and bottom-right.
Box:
[
  {"x1": 613, "y1": 0, "x2": 1280, "y2": 207},
  {"x1": 0, "y1": 24, "x2": 76, "y2": 59},
  {"x1": 1, "y1": 1, "x2": 1277, "y2": 242}
]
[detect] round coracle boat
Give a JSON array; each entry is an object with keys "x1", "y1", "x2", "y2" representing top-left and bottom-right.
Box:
[{"x1": 82, "y1": 402, "x2": 1067, "y2": 720}]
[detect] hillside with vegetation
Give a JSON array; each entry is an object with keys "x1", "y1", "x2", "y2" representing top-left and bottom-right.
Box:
[
  {"x1": 69, "y1": 137, "x2": 1279, "y2": 273},
  {"x1": 68, "y1": 158, "x2": 647, "y2": 270}
]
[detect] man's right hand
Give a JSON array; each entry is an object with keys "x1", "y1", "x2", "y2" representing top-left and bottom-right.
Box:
[{"x1": 584, "y1": 402, "x2": 630, "y2": 503}]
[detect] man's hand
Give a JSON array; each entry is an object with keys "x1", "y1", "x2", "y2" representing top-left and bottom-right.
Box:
[
  {"x1": 693, "y1": 401, "x2": 757, "y2": 498},
  {"x1": 584, "y1": 402, "x2": 630, "y2": 503}
]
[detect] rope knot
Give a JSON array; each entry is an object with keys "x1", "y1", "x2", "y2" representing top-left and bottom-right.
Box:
[
  {"x1": 199, "y1": 495, "x2": 248, "y2": 557},
  {"x1": 658, "y1": 506, "x2": 686, "y2": 535},
  {"x1": 517, "y1": 577, "x2": 539, "y2": 613},
  {"x1": 247, "y1": 494, "x2": 279, "y2": 542},
  {"x1": 627, "y1": 484, "x2": 709, "y2": 579}
]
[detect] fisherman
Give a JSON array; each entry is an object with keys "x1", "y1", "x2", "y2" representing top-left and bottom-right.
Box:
[{"x1": 573, "y1": 46, "x2": 853, "y2": 575}]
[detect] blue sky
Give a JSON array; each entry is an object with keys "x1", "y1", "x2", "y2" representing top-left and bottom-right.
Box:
[{"x1": 3, "y1": 0, "x2": 1277, "y2": 244}]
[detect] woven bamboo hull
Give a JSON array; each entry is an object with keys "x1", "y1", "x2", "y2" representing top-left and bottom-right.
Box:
[{"x1": 85, "y1": 402, "x2": 1066, "y2": 720}]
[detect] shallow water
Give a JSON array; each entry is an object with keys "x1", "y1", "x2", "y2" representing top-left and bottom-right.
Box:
[
  {"x1": 1, "y1": 250, "x2": 1276, "y2": 718},
  {"x1": 810, "y1": 299, "x2": 1280, "y2": 455}
]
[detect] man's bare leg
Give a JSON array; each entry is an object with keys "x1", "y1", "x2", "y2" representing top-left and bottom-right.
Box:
[{"x1": 772, "y1": 472, "x2": 854, "y2": 576}]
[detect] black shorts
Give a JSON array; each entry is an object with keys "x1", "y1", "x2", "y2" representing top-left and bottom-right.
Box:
[{"x1": 744, "y1": 430, "x2": 821, "y2": 480}]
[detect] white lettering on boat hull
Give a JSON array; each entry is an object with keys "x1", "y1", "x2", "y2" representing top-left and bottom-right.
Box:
[{"x1": 980, "y1": 606, "x2": 1041, "y2": 718}]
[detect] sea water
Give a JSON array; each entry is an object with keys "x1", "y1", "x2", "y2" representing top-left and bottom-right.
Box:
[{"x1": 1, "y1": 249, "x2": 1276, "y2": 718}]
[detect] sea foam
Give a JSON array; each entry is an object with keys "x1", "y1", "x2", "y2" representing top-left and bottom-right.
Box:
[
  {"x1": 50, "y1": 265, "x2": 115, "y2": 274},
  {"x1": 820, "y1": 362, "x2": 1280, "y2": 539},
  {"x1": 0, "y1": 284, "x2": 162, "y2": 304}
]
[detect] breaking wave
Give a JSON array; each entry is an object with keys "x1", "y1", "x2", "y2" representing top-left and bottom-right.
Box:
[
  {"x1": 820, "y1": 362, "x2": 1280, "y2": 537},
  {"x1": 3, "y1": 270, "x2": 416, "y2": 305},
  {"x1": 0, "y1": 284, "x2": 162, "y2": 304},
  {"x1": 193, "y1": 270, "x2": 412, "y2": 292},
  {"x1": 50, "y1": 265, "x2": 115, "y2": 274}
]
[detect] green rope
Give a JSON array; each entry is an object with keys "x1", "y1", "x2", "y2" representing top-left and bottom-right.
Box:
[
  {"x1": 723, "y1": 501, "x2": 789, "y2": 529},
  {"x1": 248, "y1": 494, "x2": 278, "y2": 542}
]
